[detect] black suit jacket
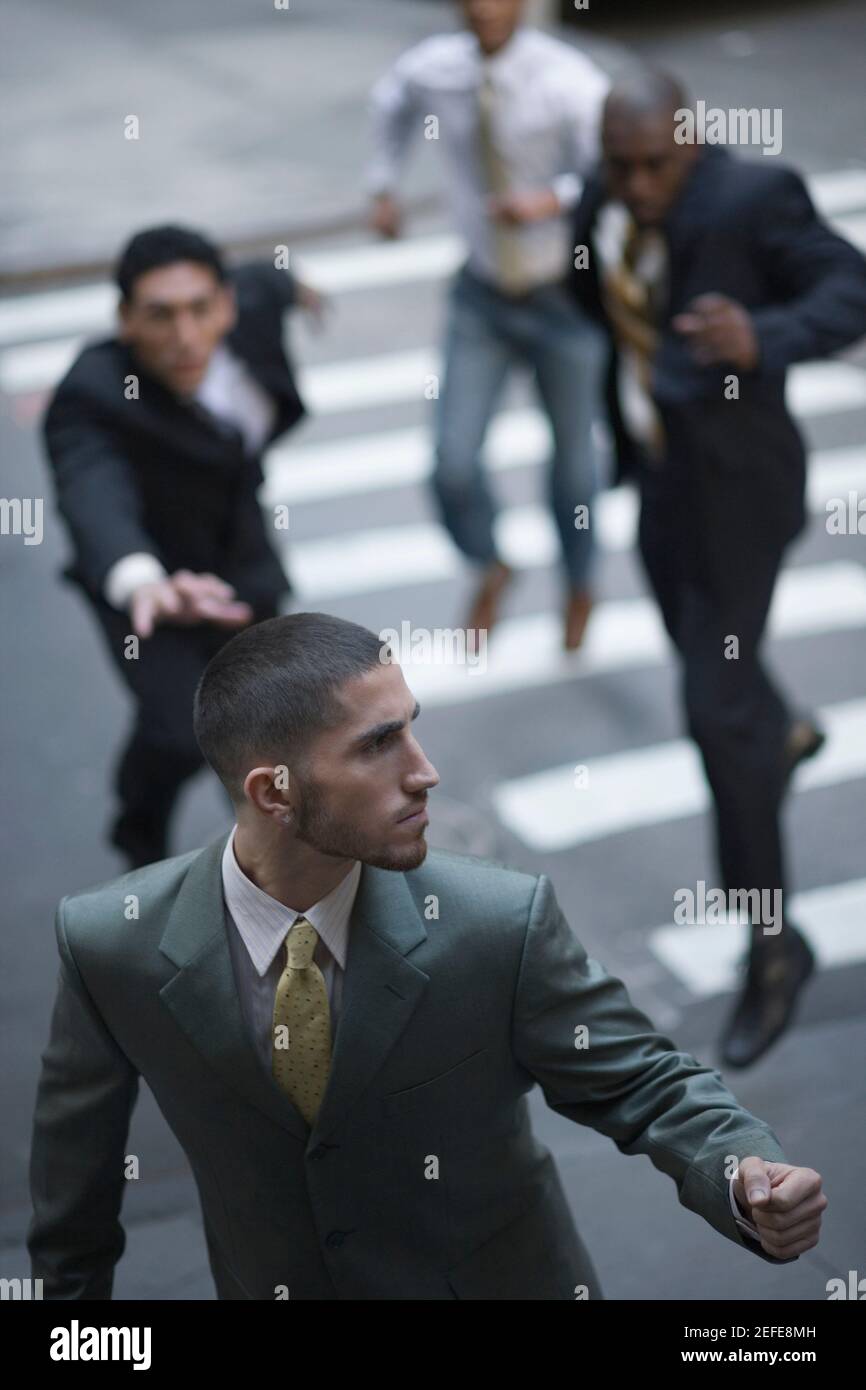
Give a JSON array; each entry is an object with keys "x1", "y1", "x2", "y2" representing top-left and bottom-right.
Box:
[
  {"x1": 568, "y1": 146, "x2": 866, "y2": 520},
  {"x1": 43, "y1": 262, "x2": 306, "y2": 619}
]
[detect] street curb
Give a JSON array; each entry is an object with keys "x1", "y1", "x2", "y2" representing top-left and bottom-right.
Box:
[{"x1": 0, "y1": 194, "x2": 443, "y2": 295}]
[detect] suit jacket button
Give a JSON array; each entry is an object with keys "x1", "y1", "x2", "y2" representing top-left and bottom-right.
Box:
[{"x1": 325, "y1": 1230, "x2": 345, "y2": 1249}]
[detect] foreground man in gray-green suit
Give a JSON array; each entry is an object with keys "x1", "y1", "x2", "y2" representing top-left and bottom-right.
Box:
[{"x1": 28, "y1": 612, "x2": 827, "y2": 1300}]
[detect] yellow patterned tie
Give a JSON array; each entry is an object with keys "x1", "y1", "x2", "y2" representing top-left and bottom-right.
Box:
[{"x1": 271, "y1": 916, "x2": 332, "y2": 1127}]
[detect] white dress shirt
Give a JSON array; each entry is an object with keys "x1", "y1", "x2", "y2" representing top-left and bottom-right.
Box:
[
  {"x1": 220, "y1": 825, "x2": 762, "y2": 1240},
  {"x1": 193, "y1": 343, "x2": 277, "y2": 456},
  {"x1": 220, "y1": 825, "x2": 362, "y2": 1071},
  {"x1": 728, "y1": 1174, "x2": 763, "y2": 1243},
  {"x1": 368, "y1": 25, "x2": 610, "y2": 290},
  {"x1": 103, "y1": 345, "x2": 277, "y2": 610}
]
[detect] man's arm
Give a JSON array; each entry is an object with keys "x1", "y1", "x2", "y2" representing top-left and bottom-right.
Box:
[
  {"x1": 750, "y1": 167, "x2": 866, "y2": 372},
  {"x1": 511, "y1": 875, "x2": 797, "y2": 1263},
  {"x1": 367, "y1": 49, "x2": 423, "y2": 196},
  {"x1": 28, "y1": 899, "x2": 140, "y2": 1299},
  {"x1": 43, "y1": 385, "x2": 162, "y2": 597},
  {"x1": 233, "y1": 261, "x2": 297, "y2": 311}
]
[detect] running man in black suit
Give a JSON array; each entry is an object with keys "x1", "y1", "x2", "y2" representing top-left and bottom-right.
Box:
[
  {"x1": 567, "y1": 72, "x2": 866, "y2": 1068},
  {"x1": 44, "y1": 225, "x2": 323, "y2": 868}
]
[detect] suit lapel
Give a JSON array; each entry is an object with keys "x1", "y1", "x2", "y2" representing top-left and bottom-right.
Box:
[
  {"x1": 119, "y1": 347, "x2": 245, "y2": 467},
  {"x1": 662, "y1": 146, "x2": 729, "y2": 312},
  {"x1": 158, "y1": 833, "x2": 429, "y2": 1151},
  {"x1": 311, "y1": 861, "x2": 429, "y2": 1145}
]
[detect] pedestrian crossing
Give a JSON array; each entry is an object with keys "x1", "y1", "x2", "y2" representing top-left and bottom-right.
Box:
[
  {"x1": 492, "y1": 696, "x2": 866, "y2": 852},
  {"x1": 1, "y1": 165, "x2": 865, "y2": 348},
  {"x1": 3, "y1": 163, "x2": 866, "y2": 1017},
  {"x1": 265, "y1": 414, "x2": 863, "y2": 508},
  {"x1": 384, "y1": 563, "x2": 866, "y2": 704},
  {"x1": 7, "y1": 336, "x2": 866, "y2": 414},
  {"x1": 282, "y1": 448, "x2": 864, "y2": 596},
  {"x1": 651, "y1": 877, "x2": 866, "y2": 997}
]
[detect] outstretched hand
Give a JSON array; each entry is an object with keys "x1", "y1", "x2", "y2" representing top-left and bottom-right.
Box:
[{"x1": 130, "y1": 570, "x2": 254, "y2": 639}]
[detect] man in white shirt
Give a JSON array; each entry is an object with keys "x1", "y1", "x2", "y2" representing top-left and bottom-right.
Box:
[
  {"x1": 43, "y1": 225, "x2": 322, "y2": 868},
  {"x1": 367, "y1": 0, "x2": 611, "y2": 649}
]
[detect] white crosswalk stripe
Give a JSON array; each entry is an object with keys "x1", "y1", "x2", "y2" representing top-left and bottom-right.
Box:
[
  {"x1": 287, "y1": 447, "x2": 865, "y2": 596},
  {"x1": 265, "y1": 405, "x2": 866, "y2": 507},
  {"x1": 650, "y1": 877, "x2": 866, "y2": 996},
  {"x1": 491, "y1": 698, "x2": 866, "y2": 852},
  {"x1": 265, "y1": 414, "x2": 540, "y2": 504},
  {"x1": 3, "y1": 336, "x2": 866, "y2": 416},
  {"x1": 835, "y1": 212, "x2": 866, "y2": 251},
  {"x1": 387, "y1": 563, "x2": 866, "y2": 706},
  {"x1": 808, "y1": 168, "x2": 866, "y2": 216},
  {"x1": 0, "y1": 238, "x2": 464, "y2": 348}
]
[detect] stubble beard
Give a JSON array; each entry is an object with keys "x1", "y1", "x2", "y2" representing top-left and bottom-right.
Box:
[{"x1": 293, "y1": 775, "x2": 428, "y2": 872}]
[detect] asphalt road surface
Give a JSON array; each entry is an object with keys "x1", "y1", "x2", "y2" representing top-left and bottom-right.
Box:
[{"x1": 1, "y1": 0, "x2": 864, "y2": 1302}]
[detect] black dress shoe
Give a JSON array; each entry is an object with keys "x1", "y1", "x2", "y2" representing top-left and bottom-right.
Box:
[
  {"x1": 783, "y1": 719, "x2": 826, "y2": 782},
  {"x1": 718, "y1": 927, "x2": 815, "y2": 1069}
]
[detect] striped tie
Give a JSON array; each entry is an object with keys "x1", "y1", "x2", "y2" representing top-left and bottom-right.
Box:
[{"x1": 600, "y1": 217, "x2": 667, "y2": 460}]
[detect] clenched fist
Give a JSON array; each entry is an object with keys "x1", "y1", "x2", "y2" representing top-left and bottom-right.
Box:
[
  {"x1": 673, "y1": 292, "x2": 760, "y2": 370},
  {"x1": 733, "y1": 1157, "x2": 828, "y2": 1259}
]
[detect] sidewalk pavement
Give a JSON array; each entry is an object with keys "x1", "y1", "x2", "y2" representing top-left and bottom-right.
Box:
[{"x1": 0, "y1": 0, "x2": 629, "y2": 279}]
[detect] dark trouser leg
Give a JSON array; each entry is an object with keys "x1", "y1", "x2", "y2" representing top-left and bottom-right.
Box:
[
  {"x1": 89, "y1": 597, "x2": 232, "y2": 864},
  {"x1": 637, "y1": 449, "x2": 792, "y2": 949},
  {"x1": 676, "y1": 561, "x2": 790, "y2": 946},
  {"x1": 111, "y1": 724, "x2": 205, "y2": 864}
]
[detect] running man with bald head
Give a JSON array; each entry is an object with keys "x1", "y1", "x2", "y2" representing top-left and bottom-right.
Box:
[{"x1": 567, "y1": 69, "x2": 866, "y2": 1069}]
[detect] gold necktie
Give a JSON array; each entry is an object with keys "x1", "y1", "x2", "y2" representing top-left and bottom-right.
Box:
[
  {"x1": 271, "y1": 916, "x2": 332, "y2": 1127},
  {"x1": 600, "y1": 218, "x2": 667, "y2": 460},
  {"x1": 477, "y1": 72, "x2": 530, "y2": 295}
]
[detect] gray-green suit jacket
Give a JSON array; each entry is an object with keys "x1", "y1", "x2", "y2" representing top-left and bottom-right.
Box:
[{"x1": 28, "y1": 833, "x2": 792, "y2": 1300}]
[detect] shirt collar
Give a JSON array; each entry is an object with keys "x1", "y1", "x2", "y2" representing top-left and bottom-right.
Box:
[
  {"x1": 220, "y1": 825, "x2": 361, "y2": 977},
  {"x1": 193, "y1": 343, "x2": 234, "y2": 400}
]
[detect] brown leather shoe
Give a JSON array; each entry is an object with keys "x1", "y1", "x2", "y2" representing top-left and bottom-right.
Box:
[
  {"x1": 465, "y1": 561, "x2": 513, "y2": 638},
  {"x1": 563, "y1": 588, "x2": 593, "y2": 651}
]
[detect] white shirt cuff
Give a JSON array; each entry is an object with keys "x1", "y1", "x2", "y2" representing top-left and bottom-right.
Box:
[
  {"x1": 104, "y1": 553, "x2": 168, "y2": 611},
  {"x1": 728, "y1": 1175, "x2": 761, "y2": 1242},
  {"x1": 552, "y1": 173, "x2": 583, "y2": 212}
]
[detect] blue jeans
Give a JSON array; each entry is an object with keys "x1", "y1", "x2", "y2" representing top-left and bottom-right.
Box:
[{"x1": 431, "y1": 262, "x2": 607, "y2": 590}]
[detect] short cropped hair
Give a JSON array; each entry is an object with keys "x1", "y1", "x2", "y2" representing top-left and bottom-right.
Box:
[
  {"x1": 193, "y1": 612, "x2": 388, "y2": 804},
  {"x1": 114, "y1": 224, "x2": 227, "y2": 302}
]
